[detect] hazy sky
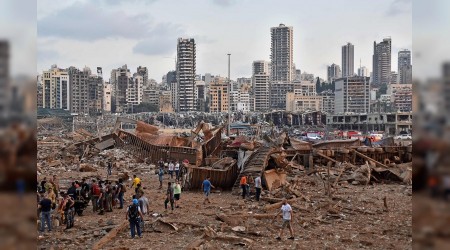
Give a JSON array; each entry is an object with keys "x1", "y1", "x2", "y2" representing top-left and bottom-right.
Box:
[{"x1": 37, "y1": 0, "x2": 412, "y2": 81}]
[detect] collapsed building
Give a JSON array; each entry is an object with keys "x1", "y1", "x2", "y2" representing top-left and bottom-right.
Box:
[{"x1": 72, "y1": 117, "x2": 412, "y2": 192}]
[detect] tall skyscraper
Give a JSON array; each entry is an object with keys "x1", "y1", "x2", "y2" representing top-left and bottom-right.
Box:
[
  {"x1": 42, "y1": 65, "x2": 70, "y2": 111},
  {"x1": 176, "y1": 38, "x2": 196, "y2": 112},
  {"x1": 110, "y1": 65, "x2": 131, "y2": 113},
  {"x1": 253, "y1": 73, "x2": 270, "y2": 111},
  {"x1": 342, "y1": 43, "x2": 354, "y2": 77},
  {"x1": 373, "y1": 38, "x2": 392, "y2": 86},
  {"x1": 398, "y1": 49, "x2": 412, "y2": 84},
  {"x1": 327, "y1": 64, "x2": 342, "y2": 83},
  {"x1": 270, "y1": 24, "x2": 293, "y2": 82},
  {"x1": 68, "y1": 66, "x2": 91, "y2": 114}
]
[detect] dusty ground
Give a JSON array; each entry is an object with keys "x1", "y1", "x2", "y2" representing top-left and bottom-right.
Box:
[{"x1": 37, "y1": 162, "x2": 412, "y2": 250}]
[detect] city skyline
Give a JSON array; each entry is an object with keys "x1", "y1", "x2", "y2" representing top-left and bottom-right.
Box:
[{"x1": 37, "y1": 0, "x2": 412, "y2": 81}]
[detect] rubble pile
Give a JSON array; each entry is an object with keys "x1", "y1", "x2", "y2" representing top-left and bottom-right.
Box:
[{"x1": 37, "y1": 117, "x2": 412, "y2": 249}]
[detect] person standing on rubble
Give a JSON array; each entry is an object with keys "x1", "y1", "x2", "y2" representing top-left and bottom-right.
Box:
[
  {"x1": 272, "y1": 199, "x2": 295, "y2": 240},
  {"x1": 126, "y1": 199, "x2": 144, "y2": 239},
  {"x1": 117, "y1": 178, "x2": 126, "y2": 209},
  {"x1": 105, "y1": 181, "x2": 113, "y2": 212},
  {"x1": 174, "y1": 161, "x2": 180, "y2": 181},
  {"x1": 173, "y1": 180, "x2": 181, "y2": 208},
  {"x1": 158, "y1": 166, "x2": 164, "y2": 189},
  {"x1": 107, "y1": 161, "x2": 112, "y2": 177},
  {"x1": 240, "y1": 175, "x2": 248, "y2": 199},
  {"x1": 254, "y1": 175, "x2": 262, "y2": 201},
  {"x1": 202, "y1": 176, "x2": 215, "y2": 204},
  {"x1": 168, "y1": 161, "x2": 174, "y2": 179},
  {"x1": 131, "y1": 174, "x2": 141, "y2": 194},
  {"x1": 38, "y1": 192, "x2": 52, "y2": 233},
  {"x1": 90, "y1": 179, "x2": 101, "y2": 212},
  {"x1": 164, "y1": 182, "x2": 175, "y2": 211},
  {"x1": 50, "y1": 175, "x2": 59, "y2": 198}
]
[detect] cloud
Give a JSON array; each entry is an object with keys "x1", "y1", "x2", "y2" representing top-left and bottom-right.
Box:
[
  {"x1": 132, "y1": 22, "x2": 184, "y2": 56},
  {"x1": 38, "y1": 48, "x2": 60, "y2": 62},
  {"x1": 386, "y1": 0, "x2": 412, "y2": 17},
  {"x1": 38, "y1": 2, "x2": 153, "y2": 40},
  {"x1": 212, "y1": 0, "x2": 236, "y2": 7}
]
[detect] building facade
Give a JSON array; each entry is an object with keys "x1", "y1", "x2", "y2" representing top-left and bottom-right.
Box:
[
  {"x1": 270, "y1": 81, "x2": 294, "y2": 110},
  {"x1": 103, "y1": 83, "x2": 111, "y2": 112},
  {"x1": 398, "y1": 49, "x2": 411, "y2": 84},
  {"x1": 253, "y1": 73, "x2": 270, "y2": 111},
  {"x1": 342, "y1": 43, "x2": 354, "y2": 77},
  {"x1": 327, "y1": 64, "x2": 341, "y2": 83},
  {"x1": 357, "y1": 66, "x2": 369, "y2": 77},
  {"x1": 68, "y1": 66, "x2": 90, "y2": 114},
  {"x1": 42, "y1": 65, "x2": 70, "y2": 111},
  {"x1": 177, "y1": 38, "x2": 196, "y2": 112},
  {"x1": 334, "y1": 76, "x2": 370, "y2": 114},
  {"x1": 270, "y1": 24, "x2": 293, "y2": 82},
  {"x1": 159, "y1": 91, "x2": 173, "y2": 113},
  {"x1": 372, "y1": 38, "x2": 392, "y2": 86},
  {"x1": 209, "y1": 77, "x2": 229, "y2": 112},
  {"x1": 286, "y1": 92, "x2": 323, "y2": 112},
  {"x1": 318, "y1": 90, "x2": 335, "y2": 114}
]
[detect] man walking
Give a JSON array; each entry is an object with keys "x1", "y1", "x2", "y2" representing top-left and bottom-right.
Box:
[
  {"x1": 164, "y1": 182, "x2": 174, "y2": 211},
  {"x1": 272, "y1": 199, "x2": 295, "y2": 240},
  {"x1": 168, "y1": 161, "x2": 174, "y2": 179},
  {"x1": 254, "y1": 175, "x2": 262, "y2": 201},
  {"x1": 201, "y1": 176, "x2": 215, "y2": 204},
  {"x1": 174, "y1": 161, "x2": 180, "y2": 180},
  {"x1": 240, "y1": 175, "x2": 247, "y2": 199},
  {"x1": 131, "y1": 175, "x2": 141, "y2": 194},
  {"x1": 158, "y1": 166, "x2": 164, "y2": 189},
  {"x1": 173, "y1": 180, "x2": 181, "y2": 208},
  {"x1": 107, "y1": 161, "x2": 112, "y2": 177},
  {"x1": 126, "y1": 199, "x2": 144, "y2": 238},
  {"x1": 90, "y1": 179, "x2": 101, "y2": 212},
  {"x1": 38, "y1": 193, "x2": 52, "y2": 233},
  {"x1": 117, "y1": 178, "x2": 126, "y2": 209}
]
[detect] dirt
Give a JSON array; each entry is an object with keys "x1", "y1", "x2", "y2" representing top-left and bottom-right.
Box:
[{"x1": 37, "y1": 157, "x2": 412, "y2": 250}]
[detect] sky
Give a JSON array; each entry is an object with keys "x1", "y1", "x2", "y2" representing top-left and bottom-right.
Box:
[{"x1": 37, "y1": 0, "x2": 412, "y2": 81}]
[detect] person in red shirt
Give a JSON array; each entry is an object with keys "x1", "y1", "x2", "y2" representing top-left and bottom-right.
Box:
[{"x1": 240, "y1": 175, "x2": 247, "y2": 199}]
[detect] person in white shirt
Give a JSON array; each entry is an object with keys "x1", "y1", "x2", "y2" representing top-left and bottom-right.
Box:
[
  {"x1": 254, "y1": 176, "x2": 262, "y2": 201},
  {"x1": 174, "y1": 161, "x2": 180, "y2": 181},
  {"x1": 168, "y1": 161, "x2": 174, "y2": 179},
  {"x1": 272, "y1": 199, "x2": 294, "y2": 240}
]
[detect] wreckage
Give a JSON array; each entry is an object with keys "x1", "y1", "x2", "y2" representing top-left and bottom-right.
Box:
[{"x1": 70, "y1": 117, "x2": 412, "y2": 192}]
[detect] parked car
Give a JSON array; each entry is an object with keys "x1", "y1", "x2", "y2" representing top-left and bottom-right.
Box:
[{"x1": 394, "y1": 134, "x2": 412, "y2": 140}]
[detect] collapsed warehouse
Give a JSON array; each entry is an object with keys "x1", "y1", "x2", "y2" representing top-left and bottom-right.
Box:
[{"x1": 68, "y1": 117, "x2": 412, "y2": 191}]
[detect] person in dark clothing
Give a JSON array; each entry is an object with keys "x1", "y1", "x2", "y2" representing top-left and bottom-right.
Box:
[
  {"x1": 38, "y1": 193, "x2": 52, "y2": 233},
  {"x1": 117, "y1": 179, "x2": 125, "y2": 209},
  {"x1": 107, "y1": 161, "x2": 112, "y2": 176},
  {"x1": 164, "y1": 182, "x2": 174, "y2": 211},
  {"x1": 126, "y1": 199, "x2": 144, "y2": 238},
  {"x1": 67, "y1": 182, "x2": 77, "y2": 199},
  {"x1": 62, "y1": 193, "x2": 75, "y2": 229}
]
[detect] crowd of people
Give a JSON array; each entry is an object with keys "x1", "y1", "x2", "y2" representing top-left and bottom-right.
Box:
[{"x1": 37, "y1": 159, "x2": 295, "y2": 240}]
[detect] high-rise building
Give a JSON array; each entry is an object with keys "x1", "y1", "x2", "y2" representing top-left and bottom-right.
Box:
[
  {"x1": 390, "y1": 71, "x2": 398, "y2": 84},
  {"x1": 334, "y1": 76, "x2": 370, "y2": 113},
  {"x1": 159, "y1": 91, "x2": 173, "y2": 113},
  {"x1": 357, "y1": 66, "x2": 369, "y2": 77},
  {"x1": 270, "y1": 24, "x2": 293, "y2": 82},
  {"x1": 327, "y1": 64, "x2": 342, "y2": 83},
  {"x1": 253, "y1": 73, "x2": 270, "y2": 111},
  {"x1": 398, "y1": 50, "x2": 412, "y2": 84},
  {"x1": 110, "y1": 65, "x2": 131, "y2": 113},
  {"x1": 209, "y1": 77, "x2": 229, "y2": 112},
  {"x1": 127, "y1": 73, "x2": 144, "y2": 111},
  {"x1": 342, "y1": 43, "x2": 354, "y2": 77},
  {"x1": 0, "y1": 41, "x2": 9, "y2": 113},
  {"x1": 373, "y1": 38, "x2": 392, "y2": 86},
  {"x1": 37, "y1": 76, "x2": 43, "y2": 109},
  {"x1": 136, "y1": 66, "x2": 149, "y2": 86},
  {"x1": 88, "y1": 74, "x2": 104, "y2": 115},
  {"x1": 42, "y1": 65, "x2": 70, "y2": 111},
  {"x1": 176, "y1": 38, "x2": 196, "y2": 112},
  {"x1": 252, "y1": 60, "x2": 269, "y2": 75},
  {"x1": 103, "y1": 82, "x2": 111, "y2": 112},
  {"x1": 68, "y1": 66, "x2": 91, "y2": 114},
  {"x1": 195, "y1": 80, "x2": 206, "y2": 111}
]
